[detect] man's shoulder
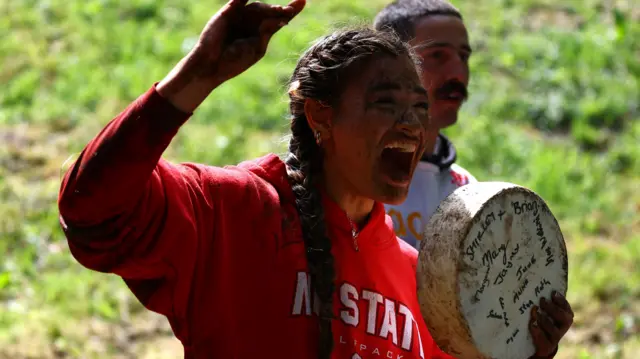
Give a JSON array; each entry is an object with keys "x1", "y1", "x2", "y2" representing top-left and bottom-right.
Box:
[{"x1": 448, "y1": 163, "x2": 478, "y2": 186}]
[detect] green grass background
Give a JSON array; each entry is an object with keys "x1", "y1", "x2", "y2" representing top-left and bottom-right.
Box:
[{"x1": 0, "y1": 0, "x2": 638, "y2": 358}]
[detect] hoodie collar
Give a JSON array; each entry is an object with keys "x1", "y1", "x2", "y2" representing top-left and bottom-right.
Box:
[
  {"x1": 242, "y1": 154, "x2": 396, "y2": 251},
  {"x1": 420, "y1": 133, "x2": 457, "y2": 170},
  {"x1": 320, "y1": 192, "x2": 395, "y2": 251}
]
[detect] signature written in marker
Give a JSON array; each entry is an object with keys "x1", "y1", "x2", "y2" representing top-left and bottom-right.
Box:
[
  {"x1": 465, "y1": 212, "x2": 497, "y2": 261},
  {"x1": 516, "y1": 255, "x2": 536, "y2": 281},
  {"x1": 482, "y1": 243, "x2": 507, "y2": 268}
]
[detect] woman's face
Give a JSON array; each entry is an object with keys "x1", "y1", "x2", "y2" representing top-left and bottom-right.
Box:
[{"x1": 321, "y1": 54, "x2": 430, "y2": 205}]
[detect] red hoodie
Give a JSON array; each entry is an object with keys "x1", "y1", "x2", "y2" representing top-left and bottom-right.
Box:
[{"x1": 57, "y1": 84, "x2": 457, "y2": 359}]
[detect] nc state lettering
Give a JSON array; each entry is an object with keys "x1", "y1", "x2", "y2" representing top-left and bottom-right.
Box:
[{"x1": 292, "y1": 272, "x2": 425, "y2": 358}]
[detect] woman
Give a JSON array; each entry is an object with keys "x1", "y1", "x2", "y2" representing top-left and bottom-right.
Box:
[{"x1": 57, "y1": 0, "x2": 572, "y2": 358}]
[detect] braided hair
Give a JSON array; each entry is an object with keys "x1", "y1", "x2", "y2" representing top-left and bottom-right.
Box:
[{"x1": 284, "y1": 27, "x2": 420, "y2": 359}]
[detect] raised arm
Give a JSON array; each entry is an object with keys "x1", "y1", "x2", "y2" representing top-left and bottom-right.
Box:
[{"x1": 58, "y1": 0, "x2": 305, "y2": 315}]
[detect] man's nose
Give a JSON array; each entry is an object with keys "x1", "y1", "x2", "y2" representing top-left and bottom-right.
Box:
[{"x1": 444, "y1": 58, "x2": 469, "y2": 85}]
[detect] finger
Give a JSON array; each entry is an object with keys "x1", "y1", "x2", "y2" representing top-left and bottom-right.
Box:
[
  {"x1": 246, "y1": 2, "x2": 291, "y2": 18},
  {"x1": 245, "y1": 0, "x2": 305, "y2": 19},
  {"x1": 228, "y1": 0, "x2": 250, "y2": 8},
  {"x1": 220, "y1": 0, "x2": 250, "y2": 17},
  {"x1": 530, "y1": 325, "x2": 552, "y2": 352},
  {"x1": 551, "y1": 291, "x2": 574, "y2": 316},
  {"x1": 284, "y1": 0, "x2": 306, "y2": 17},
  {"x1": 537, "y1": 308, "x2": 562, "y2": 343},
  {"x1": 243, "y1": 1, "x2": 304, "y2": 25},
  {"x1": 529, "y1": 310, "x2": 553, "y2": 353},
  {"x1": 540, "y1": 297, "x2": 573, "y2": 329}
]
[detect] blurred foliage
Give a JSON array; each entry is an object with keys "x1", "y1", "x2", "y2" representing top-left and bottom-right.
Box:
[{"x1": 0, "y1": 0, "x2": 638, "y2": 357}]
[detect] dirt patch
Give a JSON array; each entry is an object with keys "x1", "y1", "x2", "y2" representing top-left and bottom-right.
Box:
[
  {"x1": 0, "y1": 124, "x2": 71, "y2": 179},
  {"x1": 0, "y1": 311, "x2": 182, "y2": 359}
]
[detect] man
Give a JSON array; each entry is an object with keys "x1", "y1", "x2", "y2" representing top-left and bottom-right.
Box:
[
  {"x1": 374, "y1": 0, "x2": 477, "y2": 248},
  {"x1": 373, "y1": 5, "x2": 567, "y2": 359}
]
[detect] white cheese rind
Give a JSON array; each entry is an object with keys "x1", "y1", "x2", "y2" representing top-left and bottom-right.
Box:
[{"x1": 416, "y1": 182, "x2": 568, "y2": 359}]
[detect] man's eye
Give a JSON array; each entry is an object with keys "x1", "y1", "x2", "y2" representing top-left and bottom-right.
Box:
[{"x1": 430, "y1": 51, "x2": 444, "y2": 59}]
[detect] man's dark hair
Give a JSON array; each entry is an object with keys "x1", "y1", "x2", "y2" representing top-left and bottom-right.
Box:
[
  {"x1": 374, "y1": 0, "x2": 462, "y2": 41},
  {"x1": 285, "y1": 27, "x2": 419, "y2": 359}
]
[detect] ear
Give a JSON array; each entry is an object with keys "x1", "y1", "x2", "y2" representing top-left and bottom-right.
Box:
[{"x1": 304, "y1": 99, "x2": 333, "y2": 142}]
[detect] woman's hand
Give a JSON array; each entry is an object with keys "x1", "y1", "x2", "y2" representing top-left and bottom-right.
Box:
[
  {"x1": 157, "y1": 0, "x2": 306, "y2": 112},
  {"x1": 529, "y1": 291, "x2": 574, "y2": 358},
  {"x1": 194, "y1": 0, "x2": 306, "y2": 83}
]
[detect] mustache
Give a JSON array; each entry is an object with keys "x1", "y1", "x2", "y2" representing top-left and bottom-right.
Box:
[{"x1": 434, "y1": 80, "x2": 468, "y2": 100}]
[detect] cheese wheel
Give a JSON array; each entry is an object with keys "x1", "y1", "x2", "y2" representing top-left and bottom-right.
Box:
[{"x1": 416, "y1": 182, "x2": 568, "y2": 359}]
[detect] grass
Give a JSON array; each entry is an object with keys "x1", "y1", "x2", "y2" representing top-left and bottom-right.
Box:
[{"x1": 1, "y1": 0, "x2": 638, "y2": 357}]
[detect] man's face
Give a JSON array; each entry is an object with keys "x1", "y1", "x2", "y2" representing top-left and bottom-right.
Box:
[
  {"x1": 410, "y1": 15, "x2": 471, "y2": 129},
  {"x1": 323, "y1": 54, "x2": 430, "y2": 205}
]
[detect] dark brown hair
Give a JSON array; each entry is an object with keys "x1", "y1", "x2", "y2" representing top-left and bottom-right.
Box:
[
  {"x1": 284, "y1": 27, "x2": 420, "y2": 358},
  {"x1": 374, "y1": 0, "x2": 462, "y2": 41}
]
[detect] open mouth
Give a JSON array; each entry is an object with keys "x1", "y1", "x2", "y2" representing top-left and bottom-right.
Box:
[{"x1": 379, "y1": 141, "x2": 418, "y2": 186}]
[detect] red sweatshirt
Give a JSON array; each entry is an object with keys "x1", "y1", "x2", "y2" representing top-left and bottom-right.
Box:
[{"x1": 58, "y1": 84, "x2": 456, "y2": 359}]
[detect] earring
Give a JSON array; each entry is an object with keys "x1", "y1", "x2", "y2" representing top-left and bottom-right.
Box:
[{"x1": 314, "y1": 131, "x2": 322, "y2": 145}]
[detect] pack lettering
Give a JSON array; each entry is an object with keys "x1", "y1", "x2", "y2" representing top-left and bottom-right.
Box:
[
  {"x1": 292, "y1": 272, "x2": 425, "y2": 358},
  {"x1": 340, "y1": 337, "x2": 408, "y2": 359}
]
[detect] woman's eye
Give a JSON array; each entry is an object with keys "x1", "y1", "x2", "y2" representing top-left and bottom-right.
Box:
[
  {"x1": 415, "y1": 102, "x2": 429, "y2": 110},
  {"x1": 375, "y1": 97, "x2": 395, "y2": 105}
]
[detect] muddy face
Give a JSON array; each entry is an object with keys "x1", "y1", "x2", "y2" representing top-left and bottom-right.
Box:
[{"x1": 323, "y1": 54, "x2": 430, "y2": 205}]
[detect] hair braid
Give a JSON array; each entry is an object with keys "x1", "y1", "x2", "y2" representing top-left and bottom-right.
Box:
[
  {"x1": 285, "y1": 117, "x2": 334, "y2": 358},
  {"x1": 284, "y1": 27, "x2": 419, "y2": 359}
]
